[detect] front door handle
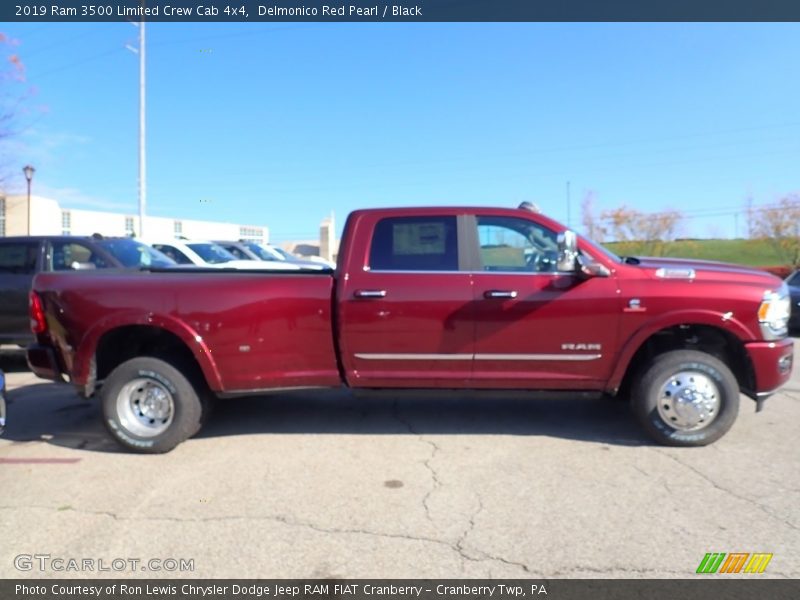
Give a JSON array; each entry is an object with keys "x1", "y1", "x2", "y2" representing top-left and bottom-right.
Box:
[
  {"x1": 354, "y1": 289, "x2": 387, "y2": 299},
  {"x1": 483, "y1": 290, "x2": 518, "y2": 299}
]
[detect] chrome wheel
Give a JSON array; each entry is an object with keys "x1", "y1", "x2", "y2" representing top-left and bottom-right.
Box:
[
  {"x1": 116, "y1": 377, "x2": 175, "y2": 438},
  {"x1": 656, "y1": 370, "x2": 720, "y2": 431}
]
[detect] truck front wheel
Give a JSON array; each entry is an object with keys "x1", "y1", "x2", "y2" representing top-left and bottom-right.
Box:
[
  {"x1": 101, "y1": 357, "x2": 204, "y2": 453},
  {"x1": 632, "y1": 350, "x2": 739, "y2": 446}
]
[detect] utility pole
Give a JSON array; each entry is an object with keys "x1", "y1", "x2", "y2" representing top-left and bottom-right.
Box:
[
  {"x1": 138, "y1": 18, "x2": 146, "y2": 238},
  {"x1": 566, "y1": 181, "x2": 571, "y2": 228},
  {"x1": 746, "y1": 195, "x2": 753, "y2": 239},
  {"x1": 127, "y1": 7, "x2": 146, "y2": 238}
]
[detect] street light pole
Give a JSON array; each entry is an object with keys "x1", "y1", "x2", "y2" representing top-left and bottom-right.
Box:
[{"x1": 23, "y1": 165, "x2": 35, "y2": 235}]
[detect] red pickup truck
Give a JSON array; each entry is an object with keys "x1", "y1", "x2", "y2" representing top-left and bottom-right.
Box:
[{"x1": 26, "y1": 206, "x2": 794, "y2": 452}]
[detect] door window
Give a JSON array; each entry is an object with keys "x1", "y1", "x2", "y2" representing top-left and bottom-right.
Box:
[
  {"x1": 369, "y1": 216, "x2": 458, "y2": 271},
  {"x1": 50, "y1": 242, "x2": 107, "y2": 271},
  {"x1": 476, "y1": 216, "x2": 558, "y2": 273}
]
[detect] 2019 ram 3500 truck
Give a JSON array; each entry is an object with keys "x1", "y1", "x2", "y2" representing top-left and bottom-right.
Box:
[{"x1": 26, "y1": 206, "x2": 794, "y2": 452}]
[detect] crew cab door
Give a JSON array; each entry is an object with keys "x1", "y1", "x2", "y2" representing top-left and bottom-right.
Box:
[
  {"x1": 338, "y1": 213, "x2": 474, "y2": 388},
  {"x1": 469, "y1": 214, "x2": 621, "y2": 389}
]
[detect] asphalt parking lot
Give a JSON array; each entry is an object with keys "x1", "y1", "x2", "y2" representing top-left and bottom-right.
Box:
[{"x1": 1, "y1": 347, "x2": 798, "y2": 579}]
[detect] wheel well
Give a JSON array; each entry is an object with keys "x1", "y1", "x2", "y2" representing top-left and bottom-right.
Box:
[
  {"x1": 619, "y1": 325, "x2": 755, "y2": 397},
  {"x1": 94, "y1": 326, "x2": 203, "y2": 389}
]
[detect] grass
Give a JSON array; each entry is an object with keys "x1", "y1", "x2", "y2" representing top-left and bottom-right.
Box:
[{"x1": 603, "y1": 238, "x2": 786, "y2": 267}]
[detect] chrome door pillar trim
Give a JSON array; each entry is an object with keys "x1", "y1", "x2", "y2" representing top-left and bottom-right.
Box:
[{"x1": 475, "y1": 353, "x2": 602, "y2": 361}]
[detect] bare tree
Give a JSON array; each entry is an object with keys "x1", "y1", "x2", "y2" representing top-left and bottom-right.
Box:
[
  {"x1": 751, "y1": 195, "x2": 800, "y2": 267},
  {"x1": 0, "y1": 33, "x2": 28, "y2": 137},
  {"x1": 598, "y1": 205, "x2": 684, "y2": 257},
  {"x1": 580, "y1": 191, "x2": 601, "y2": 241},
  {"x1": 0, "y1": 31, "x2": 34, "y2": 184}
]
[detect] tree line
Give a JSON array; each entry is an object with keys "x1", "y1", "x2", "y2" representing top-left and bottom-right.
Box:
[{"x1": 581, "y1": 193, "x2": 800, "y2": 266}]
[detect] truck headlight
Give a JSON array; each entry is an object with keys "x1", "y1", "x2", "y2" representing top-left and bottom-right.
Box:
[{"x1": 758, "y1": 282, "x2": 790, "y2": 340}]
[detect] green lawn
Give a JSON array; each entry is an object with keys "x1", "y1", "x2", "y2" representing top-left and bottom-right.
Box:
[{"x1": 603, "y1": 238, "x2": 786, "y2": 267}]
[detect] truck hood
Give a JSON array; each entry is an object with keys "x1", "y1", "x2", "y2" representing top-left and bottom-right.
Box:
[{"x1": 632, "y1": 256, "x2": 782, "y2": 287}]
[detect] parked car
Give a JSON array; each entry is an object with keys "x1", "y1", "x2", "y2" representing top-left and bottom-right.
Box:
[
  {"x1": 271, "y1": 245, "x2": 336, "y2": 269},
  {"x1": 0, "y1": 368, "x2": 6, "y2": 435},
  {"x1": 93, "y1": 236, "x2": 176, "y2": 270},
  {"x1": 0, "y1": 235, "x2": 174, "y2": 347},
  {"x1": 28, "y1": 205, "x2": 793, "y2": 453},
  {"x1": 785, "y1": 270, "x2": 800, "y2": 331},
  {"x1": 146, "y1": 239, "x2": 301, "y2": 270},
  {"x1": 214, "y1": 240, "x2": 328, "y2": 270}
]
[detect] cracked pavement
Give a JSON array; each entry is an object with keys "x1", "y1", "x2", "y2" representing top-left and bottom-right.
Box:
[{"x1": 0, "y1": 347, "x2": 798, "y2": 579}]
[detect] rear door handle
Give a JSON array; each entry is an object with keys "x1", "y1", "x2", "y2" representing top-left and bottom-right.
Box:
[
  {"x1": 483, "y1": 290, "x2": 518, "y2": 299},
  {"x1": 354, "y1": 289, "x2": 387, "y2": 299}
]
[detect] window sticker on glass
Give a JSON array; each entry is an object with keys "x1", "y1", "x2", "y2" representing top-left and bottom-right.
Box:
[{"x1": 393, "y1": 222, "x2": 446, "y2": 256}]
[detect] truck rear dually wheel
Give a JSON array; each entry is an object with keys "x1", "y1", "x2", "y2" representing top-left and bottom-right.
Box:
[
  {"x1": 101, "y1": 357, "x2": 204, "y2": 453},
  {"x1": 632, "y1": 350, "x2": 739, "y2": 446}
]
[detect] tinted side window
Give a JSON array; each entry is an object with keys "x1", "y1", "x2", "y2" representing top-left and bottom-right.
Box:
[
  {"x1": 369, "y1": 216, "x2": 458, "y2": 272},
  {"x1": 0, "y1": 242, "x2": 39, "y2": 274},
  {"x1": 51, "y1": 242, "x2": 108, "y2": 271},
  {"x1": 477, "y1": 216, "x2": 558, "y2": 273}
]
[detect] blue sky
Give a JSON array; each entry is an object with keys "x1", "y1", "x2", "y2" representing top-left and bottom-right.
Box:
[{"x1": 1, "y1": 22, "x2": 799, "y2": 241}]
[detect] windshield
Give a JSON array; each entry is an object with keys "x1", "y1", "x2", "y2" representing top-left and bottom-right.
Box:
[
  {"x1": 96, "y1": 239, "x2": 175, "y2": 268},
  {"x1": 271, "y1": 246, "x2": 297, "y2": 261},
  {"x1": 787, "y1": 271, "x2": 800, "y2": 286},
  {"x1": 580, "y1": 235, "x2": 622, "y2": 264},
  {"x1": 243, "y1": 242, "x2": 282, "y2": 262},
  {"x1": 187, "y1": 243, "x2": 237, "y2": 264}
]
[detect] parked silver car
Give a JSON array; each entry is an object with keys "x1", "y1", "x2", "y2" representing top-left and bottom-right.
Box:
[{"x1": 214, "y1": 240, "x2": 329, "y2": 270}]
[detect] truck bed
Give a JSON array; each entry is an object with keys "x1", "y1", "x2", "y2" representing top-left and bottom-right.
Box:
[{"x1": 32, "y1": 268, "x2": 341, "y2": 393}]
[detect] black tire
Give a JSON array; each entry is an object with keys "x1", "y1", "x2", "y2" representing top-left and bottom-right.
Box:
[
  {"x1": 631, "y1": 350, "x2": 739, "y2": 447},
  {"x1": 101, "y1": 356, "x2": 204, "y2": 453}
]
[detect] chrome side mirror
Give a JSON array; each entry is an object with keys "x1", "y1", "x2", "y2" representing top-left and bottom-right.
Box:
[{"x1": 556, "y1": 230, "x2": 579, "y2": 272}]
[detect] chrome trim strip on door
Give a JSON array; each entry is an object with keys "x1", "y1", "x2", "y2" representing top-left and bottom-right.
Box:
[
  {"x1": 475, "y1": 353, "x2": 602, "y2": 361},
  {"x1": 362, "y1": 268, "x2": 577, "y2": 276},
  {"x1": 354, "y1": 353, "x2": 473, "y2": 360},
  {"x1": 354, "y1": 353, "x2": 601, "y2": 361}
]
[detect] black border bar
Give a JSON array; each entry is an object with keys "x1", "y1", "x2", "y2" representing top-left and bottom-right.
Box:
[
  {"x1": 4, "y1": 0, "x2": 800, "y2": 22},
  {"x1": 4, "y1": 580, "x2": 800, "y2": 600}
]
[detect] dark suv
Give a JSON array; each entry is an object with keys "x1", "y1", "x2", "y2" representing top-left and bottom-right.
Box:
[{"x1": 0, "y1": 236, "x2": 173, "y2": 346}]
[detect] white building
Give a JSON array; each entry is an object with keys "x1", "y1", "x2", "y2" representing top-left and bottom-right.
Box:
[
  {"x1": 0, "y1": 194, "x2": 269, "y2": 243},
  {"x1": 278, "y1": 215, "x2": 339, "y2": 262}
]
